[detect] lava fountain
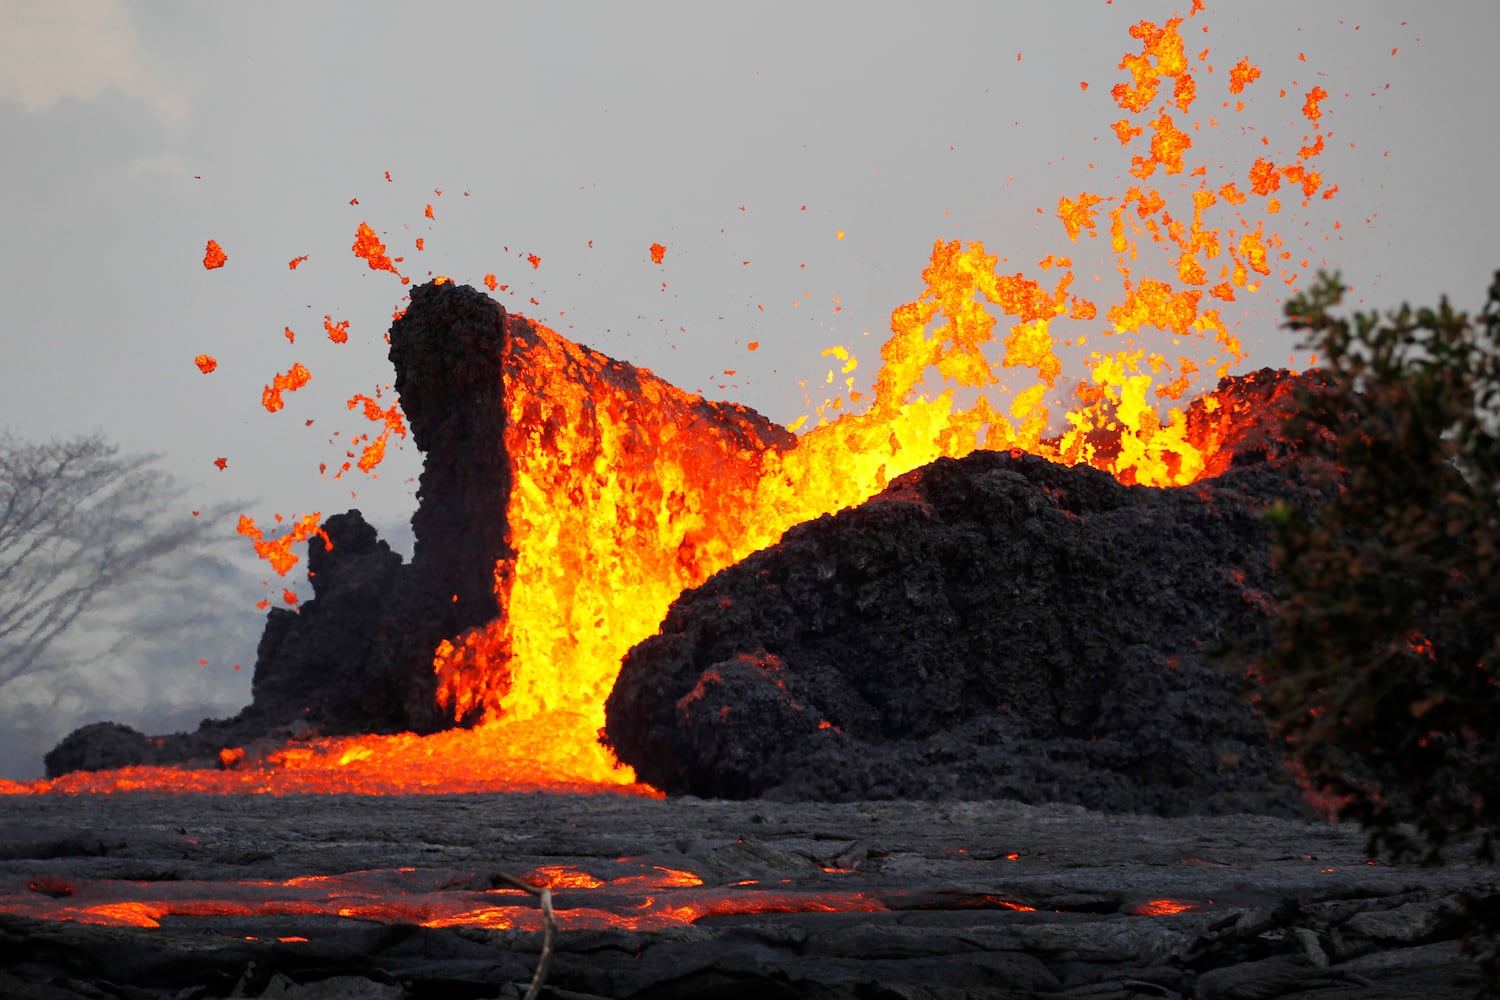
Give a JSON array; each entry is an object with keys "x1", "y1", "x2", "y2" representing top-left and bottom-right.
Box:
[{"x1": 3, "y1": 2, "x2": 1346, "y2": 797}]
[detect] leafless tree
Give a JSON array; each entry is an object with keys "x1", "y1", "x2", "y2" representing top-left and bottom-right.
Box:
[{"x1": 0, "y1": 430, "x2": 232, "y2": 690}]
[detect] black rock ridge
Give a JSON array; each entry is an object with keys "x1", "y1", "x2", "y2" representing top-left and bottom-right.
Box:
[
  {"x1": 45, "y1": 283, "x2": 520, "y2": 776},
  {"x1": 603, "y1": 370, "x2": 1334, "y2": 815}
]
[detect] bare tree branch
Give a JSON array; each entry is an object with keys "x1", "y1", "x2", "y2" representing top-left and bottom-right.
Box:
[
  {"x1": 0, "y1": 430, "x2": 239, "y2": 690},
  {"x1": 491, "y1": 872, "x2": 557, "y2": 1000}
]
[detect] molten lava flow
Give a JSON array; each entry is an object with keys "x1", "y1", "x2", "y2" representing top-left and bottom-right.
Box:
[
  {"x1": 427, "y1": 4, "x2": 1336, "y2": 787},
  {"x1": 1, "y1": 858, "x2": 1007, "y2": 935},
  {"x1": 1, "y1": 720, "x2": 664, "y2": 797},
  {"x1": 4, "y1": 2, "x2": 1344, "y2": 799},
  {"x1": 429, "y1": 313, "x2": 795, "y2": 781},
  {"x1": 1126, "y1": 898, "x2": 1207, "y2": 916}
]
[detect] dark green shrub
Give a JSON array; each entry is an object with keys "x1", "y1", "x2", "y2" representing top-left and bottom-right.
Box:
[
  {"x1": 1262, "y1": 270, "x2": 1500, "y2": 987},
  {"x1": 1263, "y1": 270, "x2": 1499, "y2": 864}
]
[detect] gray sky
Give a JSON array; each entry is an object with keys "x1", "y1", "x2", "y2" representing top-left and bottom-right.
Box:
[{"x1": 2, "y1": 1, "x2": 1497, "y2": 775}]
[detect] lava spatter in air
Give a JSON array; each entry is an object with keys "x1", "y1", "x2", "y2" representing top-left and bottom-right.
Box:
[
  {"x1": 345, "y1": 393, "x2": 407, "y2": 474},
  {"x1": 352, "y1": 222, "x2": 406, "y2": 284},
  {"x1": 202, "y1": 240, "x2": 228, "y2": 270},
  {"x1": 787, "y1": 7, "x2": 1330, "y2": 492},
  {"x1": 261, "y1": 363, "x2": 311, "y2": 413},
  {"x1": 236, "y1": 513, "x2": 328, "y2": 577}
]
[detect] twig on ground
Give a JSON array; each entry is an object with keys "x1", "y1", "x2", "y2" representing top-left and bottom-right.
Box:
[{"x1": 492, "y1": 872, "x2": 556, "y2": 1000}]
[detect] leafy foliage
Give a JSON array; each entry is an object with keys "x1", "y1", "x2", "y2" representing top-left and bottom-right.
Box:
[
  {"x1": 1262, "y1": 271, "x2": 1500, "y2": 867},
  {"x1": 1261, "y1": 271, "x2": 1500, "y2": 988}
]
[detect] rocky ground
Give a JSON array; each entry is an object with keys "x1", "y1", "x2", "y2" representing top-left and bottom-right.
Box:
[{"x1": 1, "y1": 793, "x2": 1495, "y2": 998}]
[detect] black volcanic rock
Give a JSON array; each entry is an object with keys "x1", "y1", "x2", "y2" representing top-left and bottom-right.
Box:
[
  {"x1": 247, "y1": 509, "x2": 403, "y2": 730},
  {"x1": 43, "y1": 283, "x2": 522, "y2": 775},
  {"x1": 42, "y1": 722, "x2": 159, "y2": 778},
  {"x1": 605, "y1": 421, "x2": 1331, "y2": 815},
  {"x1": 42, "y1": 510, "x2": 404, "y2": 778},
  {"x1": 361, "y1": 282, "x2": 515, "y2": 732}
]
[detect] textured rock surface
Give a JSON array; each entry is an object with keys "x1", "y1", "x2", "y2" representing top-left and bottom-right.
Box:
[
  {"x1": 251, "y1": 509, "x2": 405, "y2": 730},
  {"x1": 0, "y1": 793, "x2": 1492, "y2": 998},
  {"x1": 41, "y1": 722, "x2": 162, "y2": 777},
  {"x1": 360, "y1": 281, "x2": 518, "y2": 731},
  {"x1": 605, "y1": 427, "x2": 1330, "y2": 814}
]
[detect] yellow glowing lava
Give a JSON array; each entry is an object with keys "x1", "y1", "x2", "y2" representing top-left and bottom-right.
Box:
[{"x1": 4, "y1": 3, "x2": 1346, "y2": 798}]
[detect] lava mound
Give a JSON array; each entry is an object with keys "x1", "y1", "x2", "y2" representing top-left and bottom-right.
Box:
[{"x1": 606, "y1": 447, "x2": 1325, "y2": 817}]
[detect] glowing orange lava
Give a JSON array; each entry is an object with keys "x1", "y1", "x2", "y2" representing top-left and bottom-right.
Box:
[
  {"x1": 1228, "y1": 57, "x2": 1260, "y2": 95},
  {"x1": 345, "y1": 393, "x2": 407, "y2": 474},
  {"x1": 413, "y1": 7, "x2": 1333, "y2": 792},
  {"x1": 323, "y1": 315, "x2": 350, "y2": 344},
  {"x1": 6, "y1": 3, "x2": 1344, "y2": 798},
  {"x1": 202, "y1": 239, "x2": 227, "y2": 270},
  {"x1": 0, "y1": 861, "x2": 897, "y2": 934},
  {"x1": 261, "y1": 362, "x2": 311, "y2": 413},
  {"x1": 352, "y1": 221, "x2": 406, "y2": 284},
  {"x1": 236, "y1": 513, "x2": 328, "y2": 577},
  {"x1": 1128, "y1": 898, "x2": 1207, "y2": 916}
]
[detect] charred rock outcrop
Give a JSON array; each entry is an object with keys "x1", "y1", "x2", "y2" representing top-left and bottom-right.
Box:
[
  {"x1": 249, "y1": 509, "x2": 404, "y2": 729},
  {"x1": 43, "y1": 509, "x2": 402, "y2": 778},
  {"x1": 42, "y1": 722, "x2": 162, "y2": 778},
  {"x1": 605, "y1": 391, "x2": 1333, "y2": 815},
  {"x1": 361, "y1": 282, "x2": 515, "y2": 731},
  {"x1": 44, "y1": 283, "x2": 520, "y2": 774}
]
